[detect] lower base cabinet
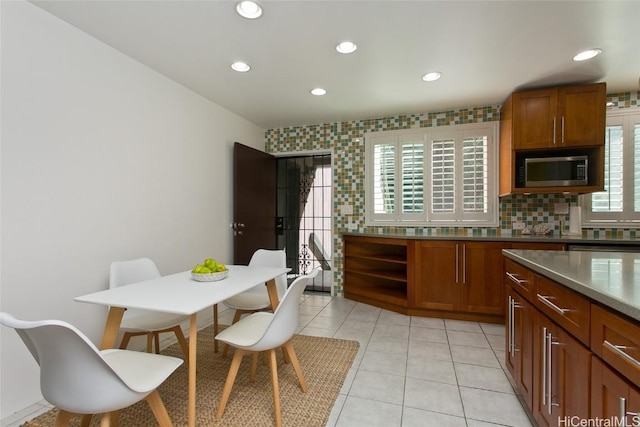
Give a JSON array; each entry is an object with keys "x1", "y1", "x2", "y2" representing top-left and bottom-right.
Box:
[
  {"x1": 506, "y1": 285, "x2": 535, "y2": 410},
  {"x1": 533, "y1": 312, "x2": 590, "y2": 427},
  {"x1": 591, "y1": 357, "x2": 640, "y2": 426},
  {"x1": 505, "y1": 257, "x2": 640, "y2": 427}
]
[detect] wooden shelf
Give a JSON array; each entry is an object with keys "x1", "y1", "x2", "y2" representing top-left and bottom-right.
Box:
[
  {"x1": 344, "y1": 267, "x2": 407, "y2": 283},
  {"x1": 344, "y1": 285, "x2": 407, "y2": 307},
  {"x1": 347, "y1": 254, "x2": 408, "y2": 265},
  {"x1": 343, "y1": 235, "x2": 409, "y2": 312}
]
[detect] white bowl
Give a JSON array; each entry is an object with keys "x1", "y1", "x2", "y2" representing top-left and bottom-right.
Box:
[{"x1": 191, "y1": 270, "x2": 228, "y2": 282}]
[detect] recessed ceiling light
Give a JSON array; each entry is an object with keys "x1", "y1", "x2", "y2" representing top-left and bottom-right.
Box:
[
  {"x1": 231, "y1": 61, "x2": 251, "y2": 72},
  {"x1": 422, "y1": 72, "x2": 442, "y2": 82},
  {"x1": 310, "y1": 88, "x2": 327, "y2": 96},
  {"x1": 236, "y1": 1, "x2": 262, "y2": 19},
  {"x1": 336, "y1": 41, "x2": 357, "y2": 54},
  {"x1": 572, "y1": 48, "x2": 602, "y2": 61}
]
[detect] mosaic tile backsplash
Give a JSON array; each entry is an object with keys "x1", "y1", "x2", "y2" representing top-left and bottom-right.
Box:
[{"x1": 266, "y1": 91, "x2": 640, "y2": 295}]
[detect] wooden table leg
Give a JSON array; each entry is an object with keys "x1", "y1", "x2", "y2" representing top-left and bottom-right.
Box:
[
  {"x1": 213, "y1": 304, "x2": 219, "y2": 353},
  {"x1": 266, "y1": 278, "x2": 280, "y2": 310},
  {"x1": 99, "y1": 307, "x2": 125, "y2": 350},
  {"x1": 188, "y1": 314, "x2": 198, "y2": 427}
]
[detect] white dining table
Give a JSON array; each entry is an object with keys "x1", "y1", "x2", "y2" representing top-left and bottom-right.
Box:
[{"x1": 75, "y1": 265, "x2": 289, "y2": 427}]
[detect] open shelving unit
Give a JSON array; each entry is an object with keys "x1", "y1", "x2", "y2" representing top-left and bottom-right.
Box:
[{"x1": 343, "y1": 235, "x2": 409, "y2": 308}]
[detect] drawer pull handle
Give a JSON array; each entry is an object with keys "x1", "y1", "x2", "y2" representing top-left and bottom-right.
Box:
[
  {"x1": 506, "y1": 272, "x2": 526, "y2": 285},
  {"x1": 620, "y1": 397, "x2": 639, "y2": 427},
  {"x1": 604, "y1": 340, "x2": 640, "y2": 368},
  {"x1": 536, "y1": 294, "x2": 569, "y2": 316}
]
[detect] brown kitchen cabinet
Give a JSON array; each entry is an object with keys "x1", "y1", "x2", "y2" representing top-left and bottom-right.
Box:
[
  {"x1": 499, "y1": 82, "x2": 606, "y2": 196},
  {"x1": 509, "y1": 83, "x2": 606, "y2": 150},
  {"x1": 343, "y1": 235, "x2": 410, "y2": 310},
  {"x1": 532, "y1": 311, "x2": 591, "y2": 427},
  {"x1": 506, "y1": 285, "x2": 535, "y2": 411},
  {"x1": 504, "y1": 255, "x2": 640, "y2": 427},
  {"x1": 413, "y1": 241, "x2": 506, "y2": 320},
  {"x1": 460, "y1": 241, "x2": 506, "y2": 315},
  {"x1": 591, "y1": 305, "x2": 640, "y2": 387},
  {"x1": 413, "y1": 240, "x2": 459, "y2": 312},
  {"x1": 591, "y1": 357, "x2": 640, "y2": 426}
]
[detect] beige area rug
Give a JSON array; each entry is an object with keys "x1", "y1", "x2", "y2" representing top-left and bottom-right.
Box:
[{"x1": 22, "y1": 326, "x2": 359, "y2": 427}]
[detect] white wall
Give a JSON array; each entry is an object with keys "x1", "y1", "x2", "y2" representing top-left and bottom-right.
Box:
[{"x1": 0, "y1": 1, "x2": 265, "y2": 418}]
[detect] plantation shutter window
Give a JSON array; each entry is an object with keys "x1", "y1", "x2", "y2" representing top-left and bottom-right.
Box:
[
  {"x1": 582, "y1": 110, "x2": 640, "y2": 227},
  {"x1": 365, "y1": 122, "x2": 498, "y2": 227}
]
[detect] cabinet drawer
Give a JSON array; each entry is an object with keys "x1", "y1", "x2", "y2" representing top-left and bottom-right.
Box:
[
  {"x1": 535, "y1": 275, "x2": 590, "y2": 346},
  {"x1": 592, "y1": 305, "x2": 640, "y2": 386},
  {"x1": 504, "y1": 258, "x2": 535, "y2": 299}
]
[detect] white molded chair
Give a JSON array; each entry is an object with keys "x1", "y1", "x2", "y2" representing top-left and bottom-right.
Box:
[
  {"x1": 110, "y1": 258, "x2": 189, "y2": 361},
  {"x1": 218, "y1": 249, "x2": 287, "y2": 355},
  {"x1": 0, "y1": 312, "x2": 183, "y2": 427},
  {"x1": 214, "y1": 274, "x2": 312, "y2": 427}
]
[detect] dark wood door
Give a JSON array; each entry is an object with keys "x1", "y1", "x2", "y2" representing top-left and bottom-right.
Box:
[
  {"x1": 233, "y1": 142, "x2": 276, "y2": 265},
  {"x1": 414, "y1": 241, "x2": 459, "y2": 311},
  {"x1": 533, "y1": 312, "x2": 590, "y2": 427},
  {"x1": 591, "y1": 356, "x2": 640, "y2": 425},
  {"x1": 461, "y1": 242, "x2": 505, "y2": 315},
  {"x1": 513, "y1": 88, "x2": 557, "y2": 149},
  {"x1": 558, "y1": 83, "x2": 606, "y2": 147},
  {"x1": 506, "y1": 286, "x2": 534, "y2": 411}
]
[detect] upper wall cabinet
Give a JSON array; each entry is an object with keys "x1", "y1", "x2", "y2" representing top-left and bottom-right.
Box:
[
  {"x1": 499, "y1": 82, "x2": 606, "y2": 196},
  {"x1": 510, "y1": 83, "x2": 606, "y2": 150}
]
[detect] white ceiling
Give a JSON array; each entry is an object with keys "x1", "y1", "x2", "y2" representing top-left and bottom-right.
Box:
[{"x1": 31, "y1": 0, "x2": 640, "y2": 129}]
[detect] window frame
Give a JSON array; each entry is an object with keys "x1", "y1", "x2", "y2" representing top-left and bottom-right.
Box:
[
  {"x1": 364, "y1": 122, "x2": 499, "y2": 227},
  {"x1": 581, "y1": 108, "x2": 640, "y2": 228}
]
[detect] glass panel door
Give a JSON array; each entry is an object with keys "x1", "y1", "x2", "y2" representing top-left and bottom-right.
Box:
[{"x1": 276, "y1": 154, "x2": 332, "y2": 292}]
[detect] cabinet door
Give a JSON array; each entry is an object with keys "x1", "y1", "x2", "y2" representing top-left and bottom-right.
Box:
[
  {"x1": 558, "y1": 83, "x2": 606, "y2": 147},
  {"x1": 533, "y1": 313, "x2": 590, "y2": 427},
  {"x1": 506, "y1": 286, "x2": 534, "y2": 411},
  {"x1": 461, "y1": 242, "x2": 506, "y2": 315},
  {"x1": 591, "y1": 356, "x2": 640, "y2": 426},
  {"x1": 414, "y1": 241, "x2": 459, "y2": 311},
  {"x1": 513, "y1": 88, "x2": 557, "y2": 149}
]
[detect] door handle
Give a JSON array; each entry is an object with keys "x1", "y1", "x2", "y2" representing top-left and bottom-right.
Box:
[{"x1": 231, "y1": 222, "x2": 245, "y2": 236}]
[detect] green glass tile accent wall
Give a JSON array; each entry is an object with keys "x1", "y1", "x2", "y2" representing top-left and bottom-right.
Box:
[{"x1": 265, "y1": 91, "x2": 640, "y2": 296}]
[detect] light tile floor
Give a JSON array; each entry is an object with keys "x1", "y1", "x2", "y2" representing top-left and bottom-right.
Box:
[{"x1": 1, "y1": 293, "x2": 534, "y2": 427}]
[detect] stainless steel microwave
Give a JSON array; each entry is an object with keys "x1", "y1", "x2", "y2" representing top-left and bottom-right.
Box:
[{"x1": 523, "y1": 155, "x2": 588, "y2": 187}]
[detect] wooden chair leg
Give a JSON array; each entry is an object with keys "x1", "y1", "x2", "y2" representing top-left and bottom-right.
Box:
[
  {"x1": 222, "y1": 310, "x2": 243, "y2": 357},
  {"x1": 99, "y1": 411, "x2": 120, "y2": 427},
  {"x1": 119, "y1": 333, "x2": 132, "y2": 350},
  {"x1": 54, "y1": 409, "x2": 75, "y2": 427},
  {"x1": 80, "y1": 414, "x2": 93, "y2": 427},
  {"x1": 154, "y1": 332, "x2": 161, "y2": 354},
  {"x1": 216, "y1": 348, "x2": 247, "y2": 420},
  {"x1": 250, "y1": 352, "x2": 259, "y2": 382},
  {"x1": 267, "y1": 349, "x2": 282, "y2": 427},
  {"x1": 172, "y1": 325, "x2": 189, "y2": 364},
  {"x1": 145, "y1": 389, "x2": 174, "y2": 427},
  {"x1": 146, "y1": 333, "x2": 153, "y2": 353},
  {"x1": 283, "y1": 340, "x2": 308, "y2": 392},
  {"x1": 213, "y1": 304, "x2": 219, "y2": 353}
]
